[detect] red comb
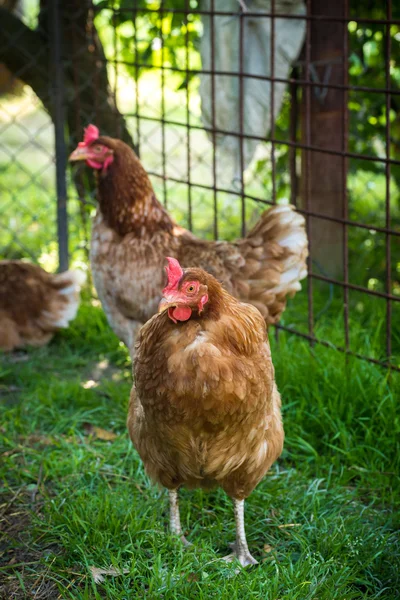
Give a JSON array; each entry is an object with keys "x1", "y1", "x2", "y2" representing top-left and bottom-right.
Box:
[
  {"x1": 164, "y1": 257, "x2": 183, "y2": 290},
  {"x1": 83, "y1": 124, "x2": 99, "y2": 145}
]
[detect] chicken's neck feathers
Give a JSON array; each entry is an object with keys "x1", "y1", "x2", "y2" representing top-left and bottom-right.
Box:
[{"x1": 96, "y1": 148, "x2": 174, "y2": 237}]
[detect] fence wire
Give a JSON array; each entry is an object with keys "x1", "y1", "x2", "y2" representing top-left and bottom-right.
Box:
[{"x1": 0, "y1": 0, "x2": 399, "y2": 371}]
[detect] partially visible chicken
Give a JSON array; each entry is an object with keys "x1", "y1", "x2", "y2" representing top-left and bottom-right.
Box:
[
  {"x1": 69, "y1": 124, "x2": 308, "y2": 356},
  {"x1": 128, "y1": 257, "x2": 284, "y2": 567},
  {"x1": 0, "y1": 261, "x2": 85, "y2": 351}
]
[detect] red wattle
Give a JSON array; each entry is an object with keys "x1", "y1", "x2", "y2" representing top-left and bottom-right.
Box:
[
  {"x1": 86, "y1": 158, "x2": 103, "y2": 170},
  {"x1": 171, "y1": 305, "x2": 192, "y2": 322}
]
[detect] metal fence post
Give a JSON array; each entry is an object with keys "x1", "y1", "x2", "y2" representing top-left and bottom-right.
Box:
[{"x1": 49, "y1": 0, "x2": 69, "y2": 272}]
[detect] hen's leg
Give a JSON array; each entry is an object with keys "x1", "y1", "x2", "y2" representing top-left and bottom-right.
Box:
[
  {"x1": 168, "y1": 489, "x2": 191, "y2": 547},
  {"x1": 223, "y1": 499, "x2": 258, "y2": 567}
]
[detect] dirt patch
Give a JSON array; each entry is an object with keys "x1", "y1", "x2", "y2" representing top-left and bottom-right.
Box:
[{"x1": 0, "y1": 491, "x2": 60, "y2": 600}]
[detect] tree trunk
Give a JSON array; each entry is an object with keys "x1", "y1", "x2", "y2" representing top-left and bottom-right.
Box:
[
  {"x1": 301, "y1": 0, "x2": 347, "y2": 278},
  {"x1": 0, "y1": 0, "x2": 23, "y2": 95},
  {"x1": 0, "y1": 1, "x2": 135, "y2": 151}
]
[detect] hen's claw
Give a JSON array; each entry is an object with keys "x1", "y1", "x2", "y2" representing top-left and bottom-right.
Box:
[
  {"x1": 223, "y1": 541, "x2": 258, "y2": 567},
  {"x1": 180, "y1": 535, "x2": 192, "y2": 548},
  {"x1": 222, "y1": 551, "x2": 258, "y2": 568}
]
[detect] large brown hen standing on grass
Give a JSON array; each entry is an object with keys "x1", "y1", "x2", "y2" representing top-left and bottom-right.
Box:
[
  {"x1": 128, "y1": 257, "x2": 284, "y2": 567},
  {"x1": 70, "y1": 125, "x2": 308, "y2": 356}
]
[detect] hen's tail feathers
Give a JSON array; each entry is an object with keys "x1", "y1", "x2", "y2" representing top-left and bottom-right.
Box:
[
  {"x1": 42, "y1": 269, "x2": 86, "y2": 330},
  {"x1": 238, "y1": 205, "x2": 308, "y2": 324}
]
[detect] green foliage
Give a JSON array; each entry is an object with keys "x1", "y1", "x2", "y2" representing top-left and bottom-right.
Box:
[
  {"x1": 1, "y1": 300, "x2": 399, "y2": 598},
  {"x1": 94, "y1": 0, "x2": 202, "y2": 83},
  {"x1": 348, "y1": 2, "x2": 400, "y2": 176}
]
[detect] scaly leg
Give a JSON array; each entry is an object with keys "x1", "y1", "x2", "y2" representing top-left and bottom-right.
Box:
[
  {"x1": 168, "y1": 489, "x2": 191, "y2": 547},
  {"x1": 223, "y1": 498, "x2": 258, "y2": 567}
]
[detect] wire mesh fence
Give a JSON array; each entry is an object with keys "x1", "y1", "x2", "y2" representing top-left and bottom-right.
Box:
[{"x1": 0, "y1": 0, "x2": 399, "y2": 371}]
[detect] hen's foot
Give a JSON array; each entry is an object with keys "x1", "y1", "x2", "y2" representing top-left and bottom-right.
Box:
[
  {"x1": 179, "y1": 535, "x2": 192, "y2": 547},
  {"x1": 223, "y1": 541, "x2": 258, "y2": 567},
  {"x1": 221, "y1": 499, "x2": 258, "y2": 567}
]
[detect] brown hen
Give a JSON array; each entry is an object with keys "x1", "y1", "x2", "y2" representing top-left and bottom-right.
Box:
[
  {"x1": 128, "y1": 257, "x2": 284, "y2": 566},
  {"x1": 70, "y1": 125, "x2": 308, "y2": 356},
  {"x1": 0, "y1": 260, "x2": 85, "y2": 351}
]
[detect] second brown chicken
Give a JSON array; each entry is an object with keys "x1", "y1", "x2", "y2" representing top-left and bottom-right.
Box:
[{"x1": 70, "y1": 125, "x2": 308, "y2": 357}]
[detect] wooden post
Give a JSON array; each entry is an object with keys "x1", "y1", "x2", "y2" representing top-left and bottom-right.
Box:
[{"x1": 301, "y1": 0, "x2": 347, "y2": 278}]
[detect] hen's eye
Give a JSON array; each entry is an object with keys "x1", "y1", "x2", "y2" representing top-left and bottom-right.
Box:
[
  {"x1": 92, "y1": 145, "x2": 102, "y2": 153},
  {"x1": 187, "y1": 285, "x2": 195, "y2": 292}
]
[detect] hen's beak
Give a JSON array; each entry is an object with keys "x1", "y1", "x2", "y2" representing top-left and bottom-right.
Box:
[
  {"x1": 159, "y1": 289, "x2": 185, "y2": 313},
  {"x1": 69, "y1": 146, "x2": 89, "y2": 162},
  {"x1": 158, "y1": 297, "x2": 178, "y2": 313}
]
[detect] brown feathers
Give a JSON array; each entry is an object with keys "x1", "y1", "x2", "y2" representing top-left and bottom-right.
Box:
[
  {"x1": 95, "y1": 137, "x2": 173, "y2": 237},
  {"x1": 128, "y1": 267, "x2": 284, "y2": 500},
  {"x1": 0, "y1": 261, "x2": 85, "y2": 351}
]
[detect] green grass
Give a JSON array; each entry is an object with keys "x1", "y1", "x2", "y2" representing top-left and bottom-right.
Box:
[{"x1": 1, "y1": 298, "x2": 399, "y2": 599}]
